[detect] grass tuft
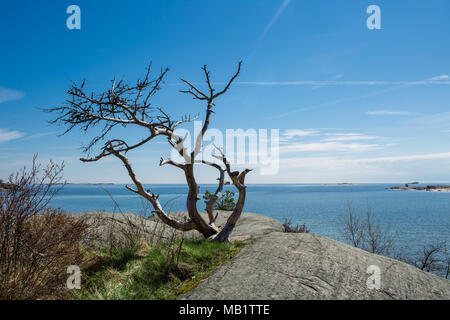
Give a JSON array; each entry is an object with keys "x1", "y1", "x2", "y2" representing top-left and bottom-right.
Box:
[{"x1": 74, "y1": 239, "x2": 246, "y2": 300}]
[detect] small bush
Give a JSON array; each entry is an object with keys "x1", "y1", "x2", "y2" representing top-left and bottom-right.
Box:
[
  {"x1": 0, "y1": 156, "x2": 90, "y2": 299},
  {"x1": 282, "y1": 218, "x2": 310, "y2": 233},
  {"x1": 340, "y1": 202, "x2": 449, "y2": 278},
  {"x1": 339, "y1": 203, "x2": 395, "y2": 256},
  {"x1": 203, "y1": 190, "x2": 236, "y2": 211}
]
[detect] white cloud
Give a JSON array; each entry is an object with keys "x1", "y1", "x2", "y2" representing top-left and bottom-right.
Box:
[
  {"x1": 418, "y1": 112, "x2": 450, "y2": 125},
  {"x1": 263, "y1": 74, "x2": 449, "y2": 120},
  {"x1": 279, "y1": 141, "x2": 383, "y2": 153},
  {"x1": 0, "y1": 128, "x2": 24, "y2": 143},
  {"x1": 271, "y1": 152, "x2": 450, "y2": 182},
  {"x1": 0, "y1": 87, "x2": 24, "y2": 104},
  {"x1": 323, "y1": 133, "x2": 380, "y2": 142},
  {"x1": 357, "y1": 152, "x2": 450, "y2": 163},
  {"x1": 22, "y1": 132, "x2": 57, "y2": 140},
  {"x1": 280, "y1": 152, "x2": 450, "y2": 169},
  {"x1": 428, "y1": 75, "x2": 449, "y2": 81},
  {"x1": 279, "y1": 130, "x2": 387, "y2": 153},
  {"x1": 365, "y1": 110, "x2": 411, "y2": 116},
  {"x1": 281, "y1": 129, "x2": 317, "y2": 139}
]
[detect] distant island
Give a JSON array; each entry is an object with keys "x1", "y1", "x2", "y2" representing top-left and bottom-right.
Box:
[
  {"x1": 389, "y1": 184, "x2": 450, "y2": 192},
  {"x1": 322, "y1": 183, "x2": 358, "y2": 186},
  {"x1": 61, "y1": 182, "x2": 115, "y2": 185},
  {"x1": 0, "y1": 182, "x2": 18, "y2": 191}
]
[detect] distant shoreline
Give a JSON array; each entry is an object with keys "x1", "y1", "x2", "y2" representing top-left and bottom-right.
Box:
[
  {"x1": 57, "y1": 182, "x2": 450, "y2": 186},
  {"x1": 389, "y1": 185, "x2": 450, "y2": 192}
]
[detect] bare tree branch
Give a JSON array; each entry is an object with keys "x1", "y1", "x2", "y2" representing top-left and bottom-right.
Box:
[
  {"x1": 45, "y1": 66, "x2": 173, "y2": 153},
  {"x1": 106, "y1": 146, "x2": 195, "y2": 231},
  {"x1": 46, "y1": 61, "x2": 248, "y2": 241},
  {"x1": 211, "y1": 144, "x2": 252, "y2": 242},
  {"x1": 195, "y1": 160, "x2": 225, "y2": 228},
  {"x1": 180, "y1": 62, "x2": 242, "y2": 161},
  {"x1": 160, "y1": 157, "x2": 185, "y2": 170}
]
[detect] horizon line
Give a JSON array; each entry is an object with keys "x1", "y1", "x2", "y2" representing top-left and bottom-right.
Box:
[{"x1": 63, "y1": 181, "x2": 450, "y2": 185}]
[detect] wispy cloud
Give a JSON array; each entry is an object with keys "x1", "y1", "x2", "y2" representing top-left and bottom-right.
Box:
[
  {"x1": 417, "y1": 111, "x2": 450, "y2": 125},
  {"x1": 365, "y1": 110, "x2": 412, "y2": 116},
  {"x1": 22, "y1": 131, "x2": 58, "y2": 140},
  {"x1": 0, "y1": 128, "x2": 24, "y2": 143},
  {"x1": 281, "y1": 152, "x2": 450, "y2": 168},
  {"x1": 279, "y1": 141, "x2": 383, "y2": 153},
  {"x1": 236, "y1": 79, "x2": 450, "y2": 86},
  {"x1": 282, "y1": 129, "x2": 381, "y2": 142},
  {"x1": 0, "y1": 87, "x2": 24, "y2": 104},
  {"x1": 358, "y1": 152, "x2": 450, "y2": 163},
  {"x1": 312, "y1": 74, "x2": 345, "y2": 90},
  {"x1": 323, "y1": 133, "x2": 380, "y2": 141},
  {"x1": 278, "y1": 129, "x2": 388, "y2": 154},
  {"x1": 259, "y1": 0, "x2": 291, "y2": 41},
  {"x1": 428, "y1": 75, "x2": 449, "y2": 81},
  {"x1": 268, "y1": 75, "x2": 447, "y2": 119},
  {"x1": 281, "y1": 129, "x2": 317, "y2": 139}
]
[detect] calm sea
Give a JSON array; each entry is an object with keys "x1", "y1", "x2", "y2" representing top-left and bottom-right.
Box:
[{"x1": 50, "y1": 183, "x2": 450, "y2": 255}]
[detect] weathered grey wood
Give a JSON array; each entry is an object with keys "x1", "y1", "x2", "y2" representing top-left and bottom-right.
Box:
[{"x1": 49, "y1": 62, "x2": 247, "y2": 241}]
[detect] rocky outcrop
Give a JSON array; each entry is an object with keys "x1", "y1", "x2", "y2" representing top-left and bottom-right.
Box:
[
  {"x1": 157, "y1": 210, "x2": 285, "y2": 241},
  {"x1": 390, "y1": 185, "x2": 450, "y2": 192},
  {"x1": 74, "y1": 210, "x2": 449, "y2": 299},
  {"x1": 72, "y1": 210, "x2": 284, "y2": 246},
  {"x1": 180, "y1": 233, "x2": 450, "y2": 300}
]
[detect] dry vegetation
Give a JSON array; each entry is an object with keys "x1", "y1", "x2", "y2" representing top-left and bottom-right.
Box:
[
  {"x1": 0, "y1": 157, "x2": 245, "y2": 300},
  {"x1": 0, "y1": 156, "x2": 91, "y2": 299},
  {"x1": 340, "y1": 202, "x2": 449, "y2": 279},
  {"x1": 282, "y1": 218, "x2": 310, "y2": 233}
]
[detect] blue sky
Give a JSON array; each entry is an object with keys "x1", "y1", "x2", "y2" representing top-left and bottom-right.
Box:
[{"x1": 1, "y1": 0, "x2": 450, "y2": 183}]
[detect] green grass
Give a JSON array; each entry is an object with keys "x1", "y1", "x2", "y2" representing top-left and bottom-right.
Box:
[{"x1": 73, "y1": 239, "x2": 246, "y2": 300}]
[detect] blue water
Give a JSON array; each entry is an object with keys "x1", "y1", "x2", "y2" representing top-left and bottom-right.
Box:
[{"x1": 50, "y1": 183, "x2": 450, "y2": 255}]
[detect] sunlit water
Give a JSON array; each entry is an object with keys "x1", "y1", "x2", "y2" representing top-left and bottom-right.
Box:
[{"x1": 50, "y1": 183, "x2": 450, "y2": 256}]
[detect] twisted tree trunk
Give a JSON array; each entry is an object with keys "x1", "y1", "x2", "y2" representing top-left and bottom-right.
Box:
[{"x1": 47, "y1": 61, "x2": 248, "y2": 242}]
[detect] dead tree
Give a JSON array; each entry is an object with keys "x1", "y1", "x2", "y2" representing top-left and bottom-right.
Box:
[
  {"x1": 339, "y1": 203, "x2": 395, "y2": 256},
  {"x1": 412, "y1": 242, "x2": 448, "y2": 275},
  {"x1": 46, "y1": 61, "x2": 250, "y2": 242}
]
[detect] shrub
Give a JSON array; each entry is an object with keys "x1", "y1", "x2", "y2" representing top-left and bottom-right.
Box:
[
  {"x1": 282, "y1": 218, "x2": 310, "y2": 233},
  {"x1": 339, "y1": 202, "x2": 395, "y2": 256},
  {"x1": 203, "y1": 190, "x2": 236, "y2": 211},
  {"x1": 340, "y1": 202, "x2": 449, "y2": 278},
  {"x1": 0, "y1": 156, "x2": 90, "y2": 299},
  {"x1": 396, "y1": 241, "x2": 449, "y2": 279}
]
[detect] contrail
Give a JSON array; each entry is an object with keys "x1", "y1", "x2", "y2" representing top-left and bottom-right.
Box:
[
  {"x1": 259, "y1": 0, "x2": 292, "y2": 41},
  {"x1": 246, "y1": 0, "x2": 292, "y2": 60},
  {"x1": 268, "y1": 75, "x2": 450, "y2": 119},
  {"x1": 235, "y1": 80, "x2": 450, "y2": 86}
]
